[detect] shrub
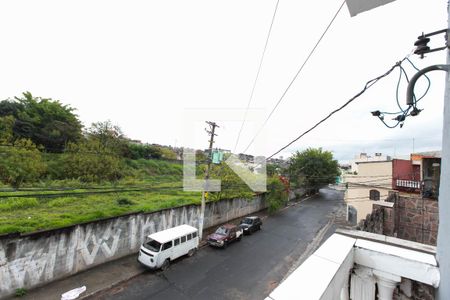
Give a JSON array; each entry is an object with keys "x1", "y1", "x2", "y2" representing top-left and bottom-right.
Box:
[
  {"x1": 0, "y1": 139, "x2": 46, "y2": 188},
  {"x1": 61, "y1": 140, "x2": 124, "y2": 182},
  {"x1": 116, "y1": 198, "x2": 135, "y2": 206},
  {"x1": 266, "y1": 176, "x2": 288, "y2": 213},
  {"x1": 15, "y1": 288, "x2": 27, "y2": 297}
]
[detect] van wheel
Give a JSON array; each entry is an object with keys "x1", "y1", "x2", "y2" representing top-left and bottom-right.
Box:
[
  {"x1": 161, "y1": 259, "x2": 170, "y2": 271},
  {"x1": 188, "y1": 248, "x2": 197, "y2": 257}
]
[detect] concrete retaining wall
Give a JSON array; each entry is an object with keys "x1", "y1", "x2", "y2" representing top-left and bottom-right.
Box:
[{"x1": 0, "y1": 196, "x2": 266, "y2": 298}]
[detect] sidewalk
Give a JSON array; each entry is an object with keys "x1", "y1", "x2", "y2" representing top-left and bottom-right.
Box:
[{"x1": 14, "y1": 254, "x2": 146, "y2": 300}]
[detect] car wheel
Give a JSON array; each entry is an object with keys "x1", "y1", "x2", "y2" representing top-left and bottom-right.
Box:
[
  {"x1": 222, "y1": 241, "x2": 228, "y2": 249},
  {"x1": 237, "y1": 235, "x2": 242, "y2": 241},
  {"x1": 161, "y1": 259, "x2": 170, "y2": 271},
  {"x1": 188, "y1": 248, "x2": 197, "y2": 257},
  {"x1": 258, "y1": 225, "x2": 261, "y2": 231}
]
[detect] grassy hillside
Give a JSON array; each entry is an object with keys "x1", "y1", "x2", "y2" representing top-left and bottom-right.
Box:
[{"x1": 0, "y1": 159, "x2": 200, "y2": 234}]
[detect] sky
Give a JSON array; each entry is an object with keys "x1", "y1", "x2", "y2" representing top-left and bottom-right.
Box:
[{"x1": 0, "y1": 0, "x2": 447, "y2": 162}]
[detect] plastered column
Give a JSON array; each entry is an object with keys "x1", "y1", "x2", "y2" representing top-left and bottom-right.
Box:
[
  {"x1": 350, "y1": 266, "x2": 376, "y2": 300},
  {"x1": 373, "y1": 269, "x2": 401, "y2": 300}
]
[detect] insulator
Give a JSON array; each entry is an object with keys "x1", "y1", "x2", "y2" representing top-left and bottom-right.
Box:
[
  {"x1": 414, "y1": 36, "x2": 430, "y2": 46},
  {"x1": 414, "y1": 45, "x2": 431, "y2": 55}
]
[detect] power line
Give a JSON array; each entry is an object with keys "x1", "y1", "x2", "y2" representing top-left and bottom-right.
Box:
[
  {"x1": 241, "y1": 0, "x2": 345, "y2": 154},
  {"x1": 267, "y1": 57, "x2": 408, "y2": 159},
  {"x1": 233, "y1": 0, "x2": 280, "y2": 153}
]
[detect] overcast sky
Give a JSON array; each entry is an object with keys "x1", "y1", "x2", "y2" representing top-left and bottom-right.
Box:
[{"x1": 0, "y1": 0, "x2": 447, "y2": 162}]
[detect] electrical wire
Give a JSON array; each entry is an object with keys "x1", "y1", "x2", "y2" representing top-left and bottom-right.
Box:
[
  {"x1": 267, "y1": 58, "x2": 407, "y2": 159},
  {"x1": 233, "y1": 0, "x2": 280, "y2": 153},
  {"x1": 377, "y1": 57, "x2": 431, "y2": 128},
  {"x1": 240, "y1": 0, "x2": 345, "y2": 154}
]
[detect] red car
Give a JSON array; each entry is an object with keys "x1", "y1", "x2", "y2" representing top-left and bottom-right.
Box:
[{"x1": 207, "y1": 224, "x2": 243, "y2": 248}]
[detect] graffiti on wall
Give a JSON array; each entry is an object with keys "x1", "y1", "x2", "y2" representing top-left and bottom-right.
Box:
[
  {"x1": 0, "y1": 197, "x2": 263, "y2": 297},
  {"x1": 0, "y1": 206, "x2": 200, "y2": 296}
]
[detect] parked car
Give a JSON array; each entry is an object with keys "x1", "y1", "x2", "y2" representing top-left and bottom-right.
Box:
[
  {"x1": 138, "y1": 224, "x2": 199, "y2": 270},
  {"x1": 239, "y1": 216, "x2": 262, "y2": 235},
  {"x1": 207, "y1": 224, "x2": 243, "y2": 248}
]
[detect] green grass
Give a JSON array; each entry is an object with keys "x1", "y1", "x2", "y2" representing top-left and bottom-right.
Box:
[
  {"x1": 0, "y1": 186, "x2": 201, "y2": 234},
  {"x1": 0, "y1": 159, "x2": 197, "y2": 234},
  {"x1": 0, "y1": 158, "x2": 254, "y2": 235}
]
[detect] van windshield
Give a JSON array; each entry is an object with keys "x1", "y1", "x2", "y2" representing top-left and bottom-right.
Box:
[{"x1": 143, "y1": 238, "x2": 161, "y2": 252}]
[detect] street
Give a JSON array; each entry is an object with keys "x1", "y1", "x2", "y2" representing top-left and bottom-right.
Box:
[{"x1": 92, "y1": 187, "x2": 345, "y2": 300}]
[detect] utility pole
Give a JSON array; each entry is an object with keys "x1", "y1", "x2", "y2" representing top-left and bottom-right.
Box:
[{"x1": 198, "y1": 121, "x2": 219, "y2": 240}]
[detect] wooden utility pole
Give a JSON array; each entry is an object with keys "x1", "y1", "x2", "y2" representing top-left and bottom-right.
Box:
[{"x1": 198, "y1": 121, "x2": 219, "y2": 239}]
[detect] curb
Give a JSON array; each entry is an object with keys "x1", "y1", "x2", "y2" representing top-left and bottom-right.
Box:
[{"x1": 80, "y1": 269, "x2": 146, "y2": 300}]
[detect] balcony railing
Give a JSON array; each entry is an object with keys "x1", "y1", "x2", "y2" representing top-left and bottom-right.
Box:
[
  {"x1": 395, "y1": 179, "x2": 421, "y2": 189},
  {"x1": 266, "y1": 230, "x2": 440, "y2": 300}
]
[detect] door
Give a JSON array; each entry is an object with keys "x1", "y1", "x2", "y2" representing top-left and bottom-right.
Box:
[{"x1": 159, "y1": 241, "x2": 173, "y2": 266}]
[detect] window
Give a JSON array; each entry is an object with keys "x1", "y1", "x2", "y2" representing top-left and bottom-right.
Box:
[
  {"x1": 369, "y1": 189, "x2": 380, "y2": 201},
  {"x1": 181, "y1": 236, "x2": 186, "y2": 243},
  {"x1": 174, "y1": 238, "x2": 180, "y2": 246},
  {"x1": 187, "y1": 234, "x2": 192, "y2": 240},
  {"x1": 192, "y1": 232, "x2": 197, "y2": 238},
  {"x1": 143, "y1": 239, "x2": 161, "y2": 252},
  {"x1": 162, "y1": 241, "x2": 172, "y2": 251}
]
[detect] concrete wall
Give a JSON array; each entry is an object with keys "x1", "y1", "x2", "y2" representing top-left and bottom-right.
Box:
[
  {"x1": 357, "y1": 161, "x2": 392, "y2": 178},
  {"x1": 345, "y1": 185, "x2": 391, "y2": 223},
  {"x1": 0, "y1": 196, "x2": 266, "y2": 298}
]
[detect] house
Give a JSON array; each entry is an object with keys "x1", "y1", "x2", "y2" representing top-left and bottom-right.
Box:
[
  {"x1": 351, "y1": 152, "x2": 392, "y2": 173},
  {"x1": 344, "y1": 160, "x2": 392, "y2": 224},
  {"x1": 392, "y1": 151, "x2": 441, "y2": 198}
]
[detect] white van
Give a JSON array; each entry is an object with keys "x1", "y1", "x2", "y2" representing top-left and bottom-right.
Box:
[{"x1": 138, "y1": 224, "x2": 199, "y2": 270}]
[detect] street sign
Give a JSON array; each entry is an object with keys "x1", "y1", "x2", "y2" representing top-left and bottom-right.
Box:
[{"x1": 345, "y1": 0, "x2": 397, "y2": 17}]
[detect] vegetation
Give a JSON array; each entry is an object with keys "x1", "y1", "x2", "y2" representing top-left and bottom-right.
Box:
[
  {"x1": 15, "y1": 288, "x2": 27, "y2": 297},
  {"x1": 0, "y1": 139, "x2": 46, "y2": 188},
  {"x1": 266, "y1": 176, "x2": 289, "y2": 212},
  {"x1": 0, "y1": 92, "x2": 82, "y2": 152},
  {"x1": 59, "y1": 140, "x2": 124, "y2": 182},
  {"x1": 288, "y1": 148, "x2": 340, "y2": 193},
  {"x1": 0, "y1": 92, "x2": 293, "y2": 234},
  {"x1": 207, "y1": 162, "x2": 254, "y2": 201},
  {"x1": 0, "y1": 185, "x2": 201, "y2": 234}
]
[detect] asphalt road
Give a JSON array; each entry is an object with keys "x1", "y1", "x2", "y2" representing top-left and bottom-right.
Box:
[{"x1": 93, "y1": 187, "x2": 345, "y2": 300}]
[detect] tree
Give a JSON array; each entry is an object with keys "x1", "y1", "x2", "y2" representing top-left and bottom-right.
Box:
[
  {"x1": 266, "y1": 176, "x2": 289, "y2": 212},
  {"x1": 0, "y1": 139, "x2": 46, "y2": 188},
  {"x1": 0, "y1": 115, "x2": 15, "y2": 143},
  {"x1": 207, "y1": 162, "x2": 253, "y2": 201},
  {"x1": 86, "y1": 120, "x2": 128, "y2": 155},
  {"x1": 124, "y1": 143, "x2": 162, "y2": 160},
  {"x1": 0, "y1": 92, "x2": 83, "y2": 152},
  {"x1": 266, "y1": 163, "x2": 280, "y2": 177},
  {"x1": 159, "y1": 147, "x2": 177, "y2": 160},
  {"x1": 288, "y1": 148, "x2": 340, "y2": 193},
  {"x1": 61, "y1": 140, "x2": 124, "y2": 182}
]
